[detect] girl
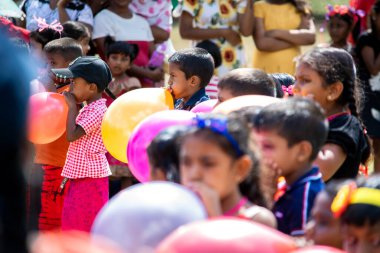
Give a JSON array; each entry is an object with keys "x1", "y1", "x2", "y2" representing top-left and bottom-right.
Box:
[
  {"x1": 252, "y1": 0, "x2": 315, "y2": 74},
  {"x1": 179, "y1": 113, "x2": 276, "y2": 228},
  {"x1": 322, "y1": 5, "x2": 356, "y2": 53},
  {"x1": 331, "y1": 175, "x2": 380, "y2": 253},
  {"x1": 293, "y1": 47, "x2": 371, "y2": 182},
  {"x1": 92, "y1": 0, "x2": 162, "y2": 87},
  {"x1": 62, "y1": 21, "x2": 91, "y2": 55},
  {"x1": 179, "y1": 0, "x2": 255, "y2": 78},
  {"x1": 355, "y1": 1, "x2": 380, "y2": 173}
]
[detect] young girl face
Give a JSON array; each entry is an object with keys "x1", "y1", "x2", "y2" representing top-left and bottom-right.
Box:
[
  {"x1": 79, "y1": 36, "x2": 91, "y2": 56},
  {"x1": 294, "y1": 63, "x2": 330, "y2": 111},
  {"x1": 179, "y1": 135, "x2": 240, "y2": 199},
  {"x1": 342, "y1": 222, "x2": 380, "y2": 253},
  {"x1": 107, "y1": 53, "x2": 131, "y2": 77},
  {"x1": 327, "y1": 16, "x2": 351, "y2": 45},
  {"x1": 306, "y1": 191, "x2": 342, "y2": 249}
]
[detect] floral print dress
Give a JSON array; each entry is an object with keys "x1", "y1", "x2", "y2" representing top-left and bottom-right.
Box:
[{"x1": 182, "y1": 0, "x2": 247, "y2": 77}]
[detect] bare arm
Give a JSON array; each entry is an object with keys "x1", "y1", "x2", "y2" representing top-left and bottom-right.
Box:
[
  {"x1": 63, "y1": 92, "x2": 86, "y2": 142},
  {"x1": 180, "y1": 11, "x2": 241, "y2": 46},
  {"x1": 238, "y1": 0, "x2": 255, "y2": 36},
  {"x1": 57, "y1": 0, "x2": 71, "y2": 25},
  {"x1": 151, "y1": 25, "x2": 170, "y2": 44},
  {"x1": 361, "y1": 46, "x2": 380, "y2": 76},
  {"x1": 253, "y1": 18, "x2": 293, "y2": 52},
  {"x1": 266, "y1": 15, "x2": 316, "y2": 45},
  {"x1": 314, "y1": 143, "x2": 347, "y2": 181}
]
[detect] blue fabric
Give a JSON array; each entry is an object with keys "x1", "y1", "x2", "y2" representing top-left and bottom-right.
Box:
[
  {"x1": 175, "y1": 88, "x2": 209, "y2": 111},
  {"x1": 273, "y1": 167, "x2": 324, "y2": 236}
]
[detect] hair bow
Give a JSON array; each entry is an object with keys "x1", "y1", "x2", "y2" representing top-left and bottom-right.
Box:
[
  {"x1": 33, "y1": 16, "x2": 63, "y2": 33},
  {"x1": 281, "y1": 85, "x2": 293, "y2": 96}
]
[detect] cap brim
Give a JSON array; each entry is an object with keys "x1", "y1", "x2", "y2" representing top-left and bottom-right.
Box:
[{"x1": 51, "y1": 68, "x2": 74, "y2": 79}]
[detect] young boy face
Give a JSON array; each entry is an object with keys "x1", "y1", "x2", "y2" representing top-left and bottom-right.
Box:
[
  {"x1": 46, "y1": 52, "x2": 71, "y2": 69},
  {"x1": 342, "y1": 222, "x2": 380, "y2": 253},
  {"x1": 168, "y1": 62, "x2": 193, "y2": 100},
  {"x1": 107, "y1": 53, "x2": 131, "y2": 77},
  {"x1": 70, "y1": 77, "x2": 93, "y2": 103}
]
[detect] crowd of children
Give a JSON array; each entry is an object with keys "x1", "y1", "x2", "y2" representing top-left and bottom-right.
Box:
[{"x1": 1, "y1": 0, "x2": 380, "y2": 253}]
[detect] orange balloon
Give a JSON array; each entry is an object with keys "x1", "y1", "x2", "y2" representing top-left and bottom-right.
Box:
[
  {"x1": 101, "y1": 88, "x2": 174, "y2": 163},
  {"x1": 213, "y1": 95, "x2": 280, "y2": 114},
  {"x1": 28, "y1": 92, "x2": 68, "y2": 144}
]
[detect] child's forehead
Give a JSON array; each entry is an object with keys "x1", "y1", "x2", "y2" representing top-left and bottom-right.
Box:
[{"x1": 109, "y1": 52, "x2": 130, "y2": 57}]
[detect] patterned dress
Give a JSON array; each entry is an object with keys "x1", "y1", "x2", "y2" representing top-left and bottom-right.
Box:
[{"x1": 182, "y1": 0, "x2": 247, "y2": 77}]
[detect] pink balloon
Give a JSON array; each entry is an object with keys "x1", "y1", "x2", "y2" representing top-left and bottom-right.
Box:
[
  {"x1": 292, "y1": 246, "x2": 345, "y2": 253},
  {"x1": 127, "y1": 110, "x2": 195, "y2": 182},
  {"x1": 190, "y1": 99, "x2": 218, "y2": 113}
]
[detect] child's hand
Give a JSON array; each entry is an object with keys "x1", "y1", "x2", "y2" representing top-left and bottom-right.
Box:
[
  {"x1": 260, "y1": 159, "x2": 282, "y2": 209},
  {"x1": 186, "y1": 181, "x2": 222, "y2": 217},
  {"x1": 62, "y1": 91, "x2": 77, "y2": 108},
  {"x1": 222, "y1": 29, "x2": 242, "y2": 46},
  {"x1": 57, "y1": 0, "x2": 71, "y2": 8},
  {"x1": 148, "y1": 68, "x2": 164, "y2": 82}
]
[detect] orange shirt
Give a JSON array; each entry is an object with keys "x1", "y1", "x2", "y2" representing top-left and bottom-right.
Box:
[{"x1": 34, "y1": 133, "x2": 69, "y2": 168}]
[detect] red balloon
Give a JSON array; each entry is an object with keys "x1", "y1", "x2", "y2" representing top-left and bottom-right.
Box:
[
  {"x1": 292, "y1": 246, "x2": 346, "y2": 253},
  {"x1": 156, "y1": 218, "x2": 296, "y2": 253},
  {"x1": 28, "y1": 92, "x2": 68, "y2": 144}
]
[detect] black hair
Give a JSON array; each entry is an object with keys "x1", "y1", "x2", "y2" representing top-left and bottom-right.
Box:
[
  {"x1": 29, "y1": 28, "x2": 61, "y2": 48},
  {"x1": 341, "y1": 175, "x2": 380, "y2": 227},
  {"x1": 288, "y1": 0, "x2": 310, "y2": 16},
  {"x1": 147, "y1": 126, "x2": 190, "y2": 183},
  {"x1": 370, "y1": 1, "x2": 380, "y2": 38},
  {"x1": 269, "y1": 73, "x2": 295, "y2": 98},
  {"x1": 253, "y1": 97, "x2": 328, "y2": 161},
  {"x1": 180, "y1": 113, "x2": 267, "y2": 207},
  {"x1": 168, "y1": 48, "x2": 214, "y2": 88},
  {"x1": 43, "y1": 38, "x2": 83, "y2": 62},
  {"x1": 105, "y1": 40, "x2": 138, "y2": 62},
  {"x1": 195, "y1": 40, "x2": 222, "y2": 68},
  {"x1": 296, "y1": 47, "x2": 370, "y2": 163},
  {"x1": 218, "y1": 68, "x2": 275, "y2": 97},
  {"x1": 62, "y1": 21, "x2": 90, "y2": 41}
]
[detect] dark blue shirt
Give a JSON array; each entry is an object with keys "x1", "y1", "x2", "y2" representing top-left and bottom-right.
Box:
[
  {"x1": 273, "y1": 167, "x2": 324, "y2": 236},
  {"x1": 175, "y1": 88, "x2": 209, "y2": 111}
]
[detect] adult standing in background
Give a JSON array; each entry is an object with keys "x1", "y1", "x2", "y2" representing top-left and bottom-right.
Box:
[{"x1": 179, "y1": 0, "x2": 255, "y2": 78}]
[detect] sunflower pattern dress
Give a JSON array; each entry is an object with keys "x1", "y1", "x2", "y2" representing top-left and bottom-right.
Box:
[{"x1": 182, "y1": 0, "x2": 247, "y2": 77}]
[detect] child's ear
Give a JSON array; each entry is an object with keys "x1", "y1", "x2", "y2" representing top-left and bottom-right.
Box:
[
  {"x1": 295, "y1": 140, "x2": 313, "y2": 163},
  {"x1": 89, "y1": 83, "x2": 98, "y2": 92},
  {"x1": 327, "y1": 81, "x2": 344, "y2": 102},
  {"x1": 234, "y1": 155, "x2": 253, "y2": 183},
  {"x1": 189, "y1": 75, "x2": 201, "y2": 88}
]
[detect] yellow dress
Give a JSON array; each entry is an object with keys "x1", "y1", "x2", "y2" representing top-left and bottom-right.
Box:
[{"x1": 252, "y1": 1, "x2": 302, "y2": 74}]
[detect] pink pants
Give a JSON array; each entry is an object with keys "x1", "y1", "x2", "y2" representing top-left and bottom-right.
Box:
[{"x1": 61, "y1": 177, "x2": 108, "y2": 232}]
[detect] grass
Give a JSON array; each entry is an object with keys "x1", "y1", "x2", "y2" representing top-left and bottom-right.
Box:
[{"x1": 310, "y1": 0, "x2": 349, "y2": 19}]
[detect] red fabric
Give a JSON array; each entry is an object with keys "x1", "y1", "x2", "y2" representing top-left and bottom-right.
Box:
[
  {"x1": 0, "y1": 17, "x2": 30, "y2": 42},
  {"x1": 39, "y1": 165, "x2": 69, "y2": 231},
  {"x1": 61, "y1": 177, "x2": 109, "y2": 232},
  {"x1": 62, "y1": 99, "x2": 111, "y2": 179},
  {"x1": 128, "y1": 41, "x2": 150, "y2": 67}
]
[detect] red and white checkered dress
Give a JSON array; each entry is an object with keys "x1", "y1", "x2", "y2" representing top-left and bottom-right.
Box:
[{"x1": 62, "y1": 99, "x2": 111, "y2": 179}]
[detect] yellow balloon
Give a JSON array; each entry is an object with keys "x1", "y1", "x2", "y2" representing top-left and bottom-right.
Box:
[{"x1": 102, "y1": 88, "x2": 174, "y2": 163}]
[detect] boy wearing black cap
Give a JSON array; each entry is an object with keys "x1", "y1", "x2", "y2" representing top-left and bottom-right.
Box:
[{"x1": 51, "y1": 56, "x2": 112, "y2": 232}]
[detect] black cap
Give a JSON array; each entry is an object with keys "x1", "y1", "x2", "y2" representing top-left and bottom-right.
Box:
[{"x1": 51, "y1": 56, "x2": 112, "y2": 91}]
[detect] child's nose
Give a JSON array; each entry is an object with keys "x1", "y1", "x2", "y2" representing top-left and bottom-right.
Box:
[{"x1": 187, "y1": 166, "x2": 202, "y2": 181}]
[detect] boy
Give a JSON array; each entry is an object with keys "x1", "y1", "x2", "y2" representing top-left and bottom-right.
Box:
[
  {"x1": 217, "y1": 68, "x2": 275, "y2": 104},
  {"x1": 252, "y1": 97, "x2": 328, "y2": 237},
  {"x1": 51, "y1": 56, "x2": 112, "y2": 232},
  {"x1": 168, "y1": 48, "x2": 213, "y2": 110},
  {"x1": 33, "y1": 38, "x2": 82, "y2": 231}
]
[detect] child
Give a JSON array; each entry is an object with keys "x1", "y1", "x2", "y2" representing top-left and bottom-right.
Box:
[
  {"x1": 217, "y1": 68, "x2": 275, "y2": 104},
  {"x1": 92, "y1": 0, "x2": 162, "y2": 87},
  {"x1": 355, "y1": 1, "x2": 380, "y2": 173},
  {"x1": 168, "y1": 48, "x2": 213, "y2": 111},
  {"x1": 179, "y1": 113, "x2": 276, "y2": 228},
  {"x1": 306, "y1": 181, "x2": 350, "y2": 249},
  {"x1": 252, "y1": 0, "x2": 316, "y2": 74},
  {"x1": 294, "y1": 47, "x2": 371, "y2": 181},
  {"x1": 321, "y1": 5, "x2": 356, "y2": 53},
  {"x1": 34, "y1": 38, "x2": 82, "y2": 231},
  {"x1": 62, "y1": 21, "x2": 91, "y2": 55},
  {"x1": 104, "y1": 41, "x2": 141, "y2": 194},
  {"x1": 269, "y1": 73, "x2": 295, "y2": 98},
  {"x1": 147, "y1": 126, "x2": 189, "y2": 183},
  {"x1": 51, "y1": 56, "x2": 112, "y2": 232},
  {"x1": 252, "y1": 97, "x2": 328, "y2": 236},
  {"x1": 195, "y1": 40, "x2": 222, "y2": 99},
  {"x1": 331, "y1": 175, "x2": 380, "y2": 253}
]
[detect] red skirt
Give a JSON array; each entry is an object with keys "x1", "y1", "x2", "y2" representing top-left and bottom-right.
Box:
[{"x1": 61, "y1": 177, "x2": 109, "y2": 232}]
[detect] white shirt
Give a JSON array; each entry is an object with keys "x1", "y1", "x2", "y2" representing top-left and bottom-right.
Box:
[{"x1": 92, "y1": 10, "x2": 154, "y2": 42}]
